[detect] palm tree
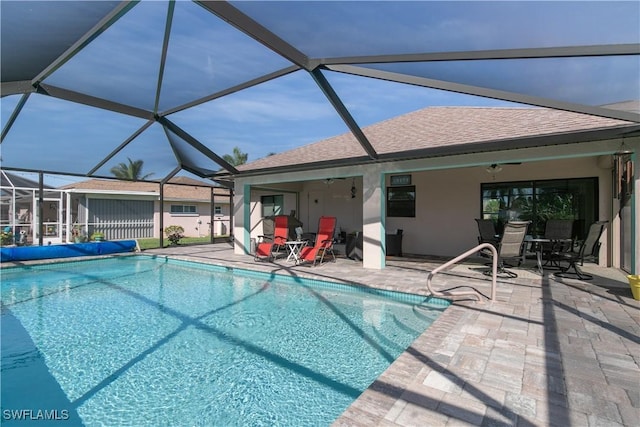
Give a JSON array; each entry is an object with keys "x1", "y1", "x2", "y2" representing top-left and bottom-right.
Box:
[
  {"x1": 110, "y1": 158, "x2": 153, "y2": 181},
  {"x1": 223, "y1": 147, "x2": 248, "y2": 166}
]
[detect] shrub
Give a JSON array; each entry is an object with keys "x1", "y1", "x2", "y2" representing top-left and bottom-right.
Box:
[
  {"x1": 1, "y1": 228, "x2": 13, "y2": 246},
  {"x1": 72, "y1": 224, "x2": 87, "y2": 242},
  {"x1": 164, "y1": 225, "x2": 184, "y2": 245},
  {"x1": 90, "y1": 231, "x2": 105, "y2": 241}
]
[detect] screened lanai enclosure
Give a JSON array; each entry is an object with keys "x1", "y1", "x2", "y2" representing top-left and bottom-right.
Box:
[
  {"x1": 1, "y1": 1, "x2": 638, "y2": 180},
  {"x1": 1, "y1": 1, "x2": 639, "y2": 264},
  {"x1": 0, "y1": 171, "x2": 57, "y2": 246}
]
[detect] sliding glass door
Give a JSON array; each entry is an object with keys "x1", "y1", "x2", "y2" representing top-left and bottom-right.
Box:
[{"x1": 481, "y1": 177, "x2": 598, "y2": 240}]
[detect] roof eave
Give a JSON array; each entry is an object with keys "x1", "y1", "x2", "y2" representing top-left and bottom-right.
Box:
[
  {"x1": 65, "y1": 189, "x2": 158, "y2": 197},
  {"x1": 378, "y1": 124, "x2": 640, "y2": 162},
  {"x1": 231, "y1": 124, "x2": 640, "y2": 178}
]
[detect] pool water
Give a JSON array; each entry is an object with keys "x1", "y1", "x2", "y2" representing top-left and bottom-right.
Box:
[{"x1": 1, "y1": 256, "x2": 448, "y2": 426}]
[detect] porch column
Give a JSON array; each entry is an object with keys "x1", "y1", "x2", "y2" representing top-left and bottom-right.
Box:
[
  {"x1": 233, "y1": 183, "x2": 251, "y2": 255},
  {"x1": 38, "y1": 172, "x2": 44, "y2": 246},
  {"x1": 362, "y1": 168, "x2": 385, "y2": 269}
]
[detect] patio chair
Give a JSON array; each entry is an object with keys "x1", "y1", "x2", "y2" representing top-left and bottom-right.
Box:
[
  {"x1": 553, "y1": 221, "x2": 607, "y2": 280},
  {"x1": 540, "y1": 219, "x2": 574, "y2": 263},
  {"x1": 345, "y1": 231, "x2": 363, "y2": 260},
  {"x1": 385, "y1": 229, "x2": 403, "y2": 256},
  {"x1": 482, "y1": 220, "x2": 530, "y2": 278},
  {"x1": 298, "y1": 216, "x2": 336, "y2": 266},
  {"x1": 254, "y1": 215, "x2": 289, "y2": 262},
  {"x1": 475, "y1": 219, "x2": 500, "y2": 248}
]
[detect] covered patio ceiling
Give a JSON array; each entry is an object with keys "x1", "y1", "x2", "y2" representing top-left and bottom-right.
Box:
[{"x1": 1, "y1": 1, "x2": 639, "y2": 184}]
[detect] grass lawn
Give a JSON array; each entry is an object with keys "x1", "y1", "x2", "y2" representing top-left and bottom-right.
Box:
[{"x1": 136, "y1": 236, "x2": 229, "y2": 250}]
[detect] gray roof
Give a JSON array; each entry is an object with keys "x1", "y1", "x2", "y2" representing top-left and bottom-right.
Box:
[
  {"x1": 60, "y1": 176, "x2": 229, "y2": 201},
  {"x1": 0, "y1": 171, "x2": 53, "y2": 189},
  {"x1": 0, "y1": 171, "x2": 53, "y2": 199},
  {"x1": 238, "y1": 106, "x2": 638, "y2": 173}
]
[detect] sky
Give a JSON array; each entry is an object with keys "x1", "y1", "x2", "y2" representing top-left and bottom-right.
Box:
[{"x1": 1, "y1": 1, "x2": 638, "y2": 188}]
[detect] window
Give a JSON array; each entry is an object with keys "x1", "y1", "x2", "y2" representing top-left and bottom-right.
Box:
[
  {"x1": 261, "y1": 195, "x2": 283, "y2": 217},
  {"x1": 170, "y1": 205, "x2": 197, "y2": 214},
  {"x1": 481, "y1": 178, "x2": 598, "y2": 239},
  {"x1": 214, "y1": 206, "x2": 222, "y2": 215},
  {"x1": 387, "y1": 186, "x2": 415, "y2": 217}
]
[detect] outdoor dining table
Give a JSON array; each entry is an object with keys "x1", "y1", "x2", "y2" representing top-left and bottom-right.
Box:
[{"x1": 525, "y1": 236, "x2": 573, "y2": 275}]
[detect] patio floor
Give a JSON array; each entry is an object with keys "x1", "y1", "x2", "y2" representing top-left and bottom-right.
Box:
[{"x1": 142, "y1": 242, "x2": 639, "y2": 427}]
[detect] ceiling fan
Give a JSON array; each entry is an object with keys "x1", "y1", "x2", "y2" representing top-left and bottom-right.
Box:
[
  {"x1": 485, "y1": 162, "x2": 522, "y2": 174},
  {"x1": 322, "y1": 177, "x2": 347, "y2": 185}
]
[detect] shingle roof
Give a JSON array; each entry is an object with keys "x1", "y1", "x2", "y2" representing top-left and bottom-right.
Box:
[
  {"x1": 238, "y1": 106, "x2": 635, "y2": 172},
  {"x1": 60, "y1": 176, "x2": 229, "y2": 201},
  {"x1": 1, "y1": 171, "x2": 54, "y2": 189}
]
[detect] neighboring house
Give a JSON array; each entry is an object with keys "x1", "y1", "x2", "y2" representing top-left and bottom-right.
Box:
[
  {"x1": 2, "y1": 174, "x2": 232, "y2": 244},
  {"x1": 1, "y1": 171, "x2": 57, "y2": 245},
  {"x1": 232, "y1": 105, "x2": 640, "y2": 273},
  {"x1": 61, "y1": 177, "x2": 231, "y2": 241}
]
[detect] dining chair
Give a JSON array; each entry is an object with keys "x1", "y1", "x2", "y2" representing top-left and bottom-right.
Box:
[
  {"x1": 482, "y1": 221, "x2": 530, "y2": 278},
  {"x1": 541, "y1": 219, "x2": 574, "y2": 266},
  {"x1": 553, "y1": 221, "x2": 607, "y2": 280},
  {"x1": 475, "y1": 218, "x2": 500, "y2": 248}
]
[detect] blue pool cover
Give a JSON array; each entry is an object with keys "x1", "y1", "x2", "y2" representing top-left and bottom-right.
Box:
[{"x1": 1, "y1": 241, "x2": 137, "y2": 262}]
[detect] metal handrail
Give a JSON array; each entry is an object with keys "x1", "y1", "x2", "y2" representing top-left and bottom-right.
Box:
[{"x1": 426, "y1": 243, "x2": 497, "y2": 301}]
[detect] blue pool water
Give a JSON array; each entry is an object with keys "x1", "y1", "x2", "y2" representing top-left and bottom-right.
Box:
[{"x1": 1, "y1": 256, "x2": 449, "y2": 426}]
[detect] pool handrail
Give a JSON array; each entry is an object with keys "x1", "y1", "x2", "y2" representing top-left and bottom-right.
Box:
[{"x1": 426, "y1": 243, "x2": 497, "y2": 301}]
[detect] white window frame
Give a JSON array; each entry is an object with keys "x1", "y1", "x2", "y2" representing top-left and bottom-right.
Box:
[{"x1": 170, "y1": 204, "x2": 197, "y2": 215}]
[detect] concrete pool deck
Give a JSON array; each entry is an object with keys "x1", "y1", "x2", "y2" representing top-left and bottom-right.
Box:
[{"x1": 141, "y1": 242, "x2": 639, "y2": 427}]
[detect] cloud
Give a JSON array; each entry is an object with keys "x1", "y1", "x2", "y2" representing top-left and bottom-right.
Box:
[{"x1": 170, "y1": 71, "x2": 337, "y2": 124}]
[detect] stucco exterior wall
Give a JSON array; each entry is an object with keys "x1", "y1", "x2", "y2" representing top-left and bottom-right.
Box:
[
  {"x1": 245, "y1": 156, "x2": 612, "y2": 263},
  {"x1": 249, "y1": 187, "x2": 299, "y2": 239},
  {"x1": 298, "y1": 178, "x2": 363, "y2": 235},
  {"x1": 384, "y1": 156, "x2": 612, "y2": 262},
  {"x1": 161, "y1": 201, "x2": 231, "y2": 238}
]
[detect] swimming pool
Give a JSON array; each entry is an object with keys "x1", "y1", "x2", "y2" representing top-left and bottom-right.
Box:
[{"x1": 1, "y1": 255, "x2": 449, "y2": 426}]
